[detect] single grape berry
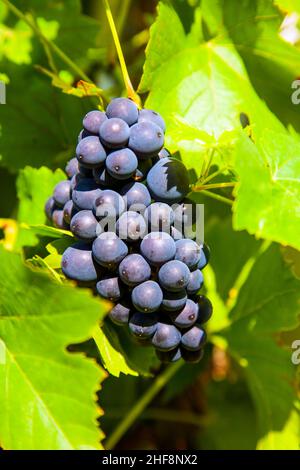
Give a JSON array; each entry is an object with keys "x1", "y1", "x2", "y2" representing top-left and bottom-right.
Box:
[
  {"x1": 131, "y1": 280, "x2": 163, "y2": 313},
  {"x1": 162, "y1": 290, "x2": 187, "y2": 312},
  {"x1": 92, "y1": 232, "x2": 128, "y2": 269},
  {"x1": 187, "y1": 269, "x2": 203, "y2": 295},
  {"x1": 129, "y1": 121, "x2": 164, "y2": 158},
  {"x1": 116, "y1": 211, "x2": 147, "y2": 242},
  {"x1": 138, "y1": 108, "x2": 166, "y2": 132},
  {"x1": 196, "y1": 295, "x2": 213, "y2": 324},
  {"x1": 76, "y1": 136, "x2": 106, "y2": 168},
  {"x1": 99, "y1": 118, "x2": 130, "y2": 148},
  {"x1": 198, "y1": 243, "x2": 211, "y2": 269},
  {"x1": 70, "y1": 210, "x2": 99, "y2": 240},
  {"x1": 106, "y1": 97, "x2": 138, "y2": 126},
  {"x1": 65, "y1": 158, "x2": 79, "y2": 178},
  {"x1": 62, "y1": 242, "x2": 100, "y2": 282},
  {"x1": 129, "y1": 312, "x2": 158, "y2": 339},
  {"x1": 158, "y1": 260, "x2": 190, "y2": 292},
  {"x1": 144, "y1": 202, "x2": 174, "y2": 232},
  {"x1": 93, "y1": 189, "x2": 125, "y2": 220},
  {"x1": 118, "y1": 254, "x2": 151, "y2": 286},
  {"x1": 72, "y1": 178, "x2": 102, "y2": 211},
  {"x1": 109, "y1": 302, "x2": 131, "y2": 326},
  {"x1": 181, "y1": 325, "x2": 206, "y2": 351},
  {"x1": 53, "y1": 180, "x2": 71, "y2": 208},
  {"x1": 152, "y1": 322, "x2": 181, "y2": 351},
  {"x1": 106, "y1": 148, "x2": 138, "y2": 180},
  {"x1": 140, "y1": 232, "x2": 176, "y2": 266},
  {"x1": 83, "y1": 110, "x2": 107, "y2": 134},
  {"x1": 52, "y1": 209, "x2": 69, "y2": 229},
  {"x1": 96, "y1": 276, "x2": 123, "y2": 301},
  {"x1": 63, "y1": 200, "x2": 77, "y2": 224},
  {"x1": 169, "y1": 299, "x2": 198, "y2": 329},
  {"x1": 45, "y1": 197, "x2": 57, "y2": 220},
  {"x1": 121, "y1": 182, "x2": 151, "y2": 211},
  {"x1": 146, "y1": 157, "x2": 190, "y2": 203},
  {"x1": 175, "y1": 239, "x2": 201, "y2": 269}
]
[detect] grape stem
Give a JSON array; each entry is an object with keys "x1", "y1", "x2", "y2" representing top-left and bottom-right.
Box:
[
  {"x1": 200, "y1": 166, "x2": 230, "y2": 184},
  {"x1": 192, "y1": 182, "x2": 236, "y2": 191},
  {"x1": 105, "y1": 360, "x2": 184, "y2": 449},
  {"x1": 102, "y1": 0, "x2": 141, "y2": 107},
  {"x1": 197, "y1": 189, "x2": 234, "y2": 206},
  {"x1": 2, "y1": 0, "x2": 92, "y2": 83}
]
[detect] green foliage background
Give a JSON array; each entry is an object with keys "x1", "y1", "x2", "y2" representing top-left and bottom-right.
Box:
[{"x1": 0, "y1": 0, "x2": 299, "y2": 450}]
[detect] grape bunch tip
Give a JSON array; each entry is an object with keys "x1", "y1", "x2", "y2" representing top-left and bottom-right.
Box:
[{"x1": 45, "y1": 97, "x2": 213, "y2": 364}]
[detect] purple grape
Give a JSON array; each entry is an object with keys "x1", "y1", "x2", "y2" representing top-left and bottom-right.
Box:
[
  {"x1": 187, "y1": 269, "x2": 203, "y2": 295},
  {"x1": 158, "y1": 260, "x2": 190, "y2": 292},
  {"x1": 63, "y1": 200, "x2": 77, "y2": 224},
  {"x1": 181, "y1": 325, "x2": 206, "y2": 351},
  {"x1": 121, "y1": 182, "x2": 151, "y2": 211},
  {"x1": 76, "y1": 136, "x2": 106, "y2": 168},
  {"x1": 171, "y1": 226, "x2": 183, "y2": 240},
  {"x1": 118, "y1": 254, "x2": 151, "y2": 286},
  {"x1": 129, "y1": 121, "x2": 164, "y2": 158},
  {"x1": 83, "y1": 110, "x2": 107, "y2": 134},
  {"x1": 131, "y1": 280, "x2": 163, "y2": 313},
  {"x1": 70, "y1": 210, "x2": 99, "y2": 240},
  {"x1": 72, "y1": 178, "x2": 102, "y2": 210},
  {"x1": 140, "y1": 232, "x2": 176, "y2": 266},
  {"x1": 116, "y1": 211, "x2": 147, "y2": 242},
  {"x1": 152, "y1": 322, "x2": 181, "y2": 351},
  {"x1": 162, "y1": 290, "x2": 187, "y2": 312},
  {"x1": 144, "y1": 202, "x2": 174, "y2": 232},
  {"x1": 106, "y1": 98, "x2": 138, "y2": 126},
  {"x1": 196, "y1": 295, "x2": 213, "y2": 324},
  {"x1": 61, "y1": 242, "x2": 100, "y2": 282},
  {"x1": 93, "y1": 189, "x2": 125, "y2": 220},
  {"x1": 52, "y1": 209, "x2": 69, "y2": 229},
  {"x1": 175, "y1": 239, "x2": 201, "y2": 269},
  {"x1": 65, "y1": 158, "x2": 79, "y2": 178},
  {"x1": 109, "y1": 302, "x2": 131, "y2": 326},
  {"x1": 99, "y1": 118, "x2": 130, "y2": 148},
  {"x1": 92, "y1": 232, "x2": 128, "y2": 269},
  {"x1": 53, "y1": 180, "x2": 71, "y2": 208},
  {"x1": 198, "y1": 243, "x2": 210, "y2": 269},
  {"x1": 106, "y1": 148, "x2": 138, "y2": 180},
  {"x1": 129, "y1": 312, "x2": 158, "y2": 339},
  {"x1": 138, "y1": 108, "x2": 166, "y2": 132},
  {"x1": 169, "y1": 299, "x2": 198, "y2": 329},
  {"x1": 45, "y1": 197, "x2": 57, "y2": 220},
  {"x1": 146, "y1": 157, "x2": 190, "y2": 203},
  {"x1": 96, "y1": 276, "x2": 123, "y2": 301}
]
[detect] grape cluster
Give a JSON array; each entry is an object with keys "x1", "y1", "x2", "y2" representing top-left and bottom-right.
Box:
[{"x1": 45, "y1": 97, "x2": 212, "y2": 364}]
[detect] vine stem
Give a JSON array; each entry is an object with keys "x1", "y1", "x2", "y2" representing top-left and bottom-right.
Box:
[
  {"x1": 102, "y1": 0, "x2": 141, "y2": 106},
  {"x1": 105, "y1": 360, "x2": 183, "y2": 450},
  {"x1": 200, "y1": 166, "x2": 229, "y2": 184},
  {"x1": 2, "y1": 0, "x2": 92, "y2": 83},
  {"x1": 198, "y1": 189, "x2": 234, "y2": 206},
  {"x1": 192, "y1": 182, "x2": 236, "y2": 191}
]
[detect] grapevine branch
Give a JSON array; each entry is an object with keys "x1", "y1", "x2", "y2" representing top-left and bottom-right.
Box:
[
  {"x1": 102, "y1": 0, "x2": 141, "y2": 106},
  {"x1": 105, "y1": 360, "x2": 183, "y2": 449}
]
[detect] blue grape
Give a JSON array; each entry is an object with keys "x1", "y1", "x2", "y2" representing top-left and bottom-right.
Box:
[
  {"x1": 72, "y1": 178, "x2": 102, "y2": 210},
  {"x1": 140, "y1": 232, "x2": 176, "y2": 266},
  {"x1": 52, "y1": 209, "x2": 69, "y2": 229},
  {"x1": 131, "y1": 280, "x2": 163, "y2": 313},
  {"x1": 92, "y1": 232, "x2": 128, "y2": 269},
  {"x1": 181, "y1": 325, "x2": 206, "y2": 351},
  {"x1": 181, "y1": 348, "x2": 204, "y2": 363},
  {"x1": 196, "y1": 295, "x2": 213, "y2": 324},
  {"x1": 146, "y1": 157, "x2": 189, "y2": 203},
  {"x1": 106, "y1": 97, "x2": 138, "y2": 126},
  {"x1": 63, "y1": 200, "x2": 77, "y2": 224},
  {"x1": 152, "y1": 322, "x2": 181, "y2": 351},
  {"x1": 175, "y1": 239, "x2": 201, "y2": 269},
  {"x1": 96, "y1": 276, "x2": 123, "y2": 301},
  {"x1": 158, "y1": 260, "x2": 190, "y2": 291},
  {"x1": 78, "y1": 129, "x2": 93, "y2": 142},
  {"x1": 53, "y1": 180, "x2": 71, "y2": 207},
  {"x1": 129, "y1": 121, "x2": 164, "y2": 158},
  {"x1": 129, "y1": 312, "x2": 158, "y2": 339},
  {"x1": 45, "y1": 197, "x2": 57, "y2": 220},
  {"x1": 76, "y1": 136, "x2": 106, "y2": 168},
  {"x1": 62, "y1": 242, "x2": 100, "y2": 282},
  {"x1": 162, "y1": 290, "x2": 187, "y2": 312},
  {"x1": 156, "y1": 347, "x2": 181, "y2": 363},
  {"x1": 93, "y1": 189, "x2": 125, "y2": 220},
  {"x1": 198, "y1": 243, "x2": 210, "y2": 269},
  {"x1": 116, "y1": 211, "x2": 147, "y2": 242},
  {"x1": 83, "y1": 110, "x2": 107, "y2": 134},
  {"x1": 138, "y1": 109, "x2": 166, "y2": 132},
  {"x1": 144, "y1": 202, "x2": 174, "y2": 232},
  {"x1": 169, "y1": 299, "x2": 198, "y2": 329},
  {"x1": 158, "y1": 148, "x2": 171, "y2": 159},
  {"x1": 118, "y1": 254, "x2": 151, "y2": 286},
  {"x1": 65, "y1": 158, "x2": 79, "y2": 178},
  {"x1": 70, "y1": 210, "x2": 99, "y2": 240},
  {"x1": 106, "y1": 148, "x2": 138, "y2": 180},
  {"x1": 109, "y1": 302, "x2": 131, "y2": 326},
  {"x1": 134, "y1": 159, "x2": 152, "y2": 181},
  {"x1": 187, "y1": 269, "x2": 203, "y2": 295},
  {"x1": 121, "y1": 182, "x2": 151, "y2": 211},
  {"x1": 171, "y1": 226, "x2": 183, "y2": 240},
  {"x1": 99, "y1": 118, "x2": 130, "y2": 148}
]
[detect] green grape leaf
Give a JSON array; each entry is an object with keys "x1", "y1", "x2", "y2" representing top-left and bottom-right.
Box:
[
  {"x1": 0, "y1": 247, "x2": 109, "y2": 449},
  {"x1": 232, "y1": 130, "x2": 300, "y2": 251},
  {"x1": 139, "y1": 2, "x2": 285, "y2": 175},
  {"x1": 223, "y1": 245, "x2": 300, "y2": 449},
  {"x1": 16, "y1": 166, "x2": 67, "y2": 247}
]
